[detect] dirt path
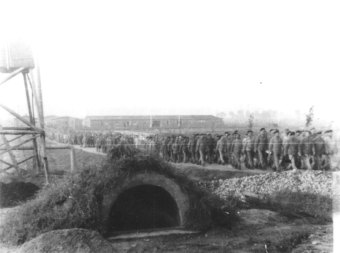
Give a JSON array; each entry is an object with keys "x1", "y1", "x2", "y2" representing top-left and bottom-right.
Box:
[
  {"x1": 72, "y1": 145, "x2": 106, "y2": 156},
  {"x1": 107, "y1": 209, "x2": 332, "y2": 252},
  {"x1": 0, "y1": 207, "x2": 332, "y2": 253},
  {"x1": 71, "y1": 145, "x2": 266, "y2": 181}
]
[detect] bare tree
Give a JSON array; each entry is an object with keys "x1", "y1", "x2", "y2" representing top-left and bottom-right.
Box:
[
  {"x1": 248, "y1": 113, "x2": 254, "y2": 130},
  {"x1": 305, "y1": 106, "x2": 314, "y2": 127},
  {"x1": 216, "y1": 112, "x2": 226, "y2": 118}
]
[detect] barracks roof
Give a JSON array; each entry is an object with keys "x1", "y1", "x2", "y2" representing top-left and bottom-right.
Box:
[
  {"x1": 46, "y1": 116, "x2": 82, "y2": 121},
  {"x1": 85, "y1": 115, "x2": 222, "y2": 121}
]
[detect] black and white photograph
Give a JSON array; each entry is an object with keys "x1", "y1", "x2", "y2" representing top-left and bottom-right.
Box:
[{"x1": 0, "y1": 1, "x2": 339, "y2": 252}]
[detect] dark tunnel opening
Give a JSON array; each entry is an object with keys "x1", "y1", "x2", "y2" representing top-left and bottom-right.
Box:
[{"x1": 108, "y1": 185, "x2": 180, "y2": 232}]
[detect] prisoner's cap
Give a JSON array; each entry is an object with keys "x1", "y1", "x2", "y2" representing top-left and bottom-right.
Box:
[
  {"x1": 247, "y1": 130, "x2": 253, "y2": 134},
  {"x1": 296, "y1": 130, "x2": 302, "y2": 134},
  {"x1": 260, "y1": 128, "x2": 265, "y2": 131},
  {"x1": 224, "y1": 131, "x2": 230, "y2": 135},
  {"x1": 324, "y1": 130, "x2": 333, "y2": 134},
  {"x1": 269, "y1": 129, "x2": 275, "y2": 132},
  {"x1": 289, "y1": 131, "x2": 295, "y2": 136},
  {"x1": 316, "y1": 131, "x2": 322, "y2": 134},
  {"x1": 273, "y1": 129, "x2": 279, "y2": 134}
]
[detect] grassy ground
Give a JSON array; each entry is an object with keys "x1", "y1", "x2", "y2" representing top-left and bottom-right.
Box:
[
  {"x1": 47, "y1": 149, "x2": 104, "y2": 172},
  {"x1": 23, "y1": 146, "x2": 265, "y2": 187},
  {"x1": 0, "y1": 147, "x2": 334, "y2": 252}
]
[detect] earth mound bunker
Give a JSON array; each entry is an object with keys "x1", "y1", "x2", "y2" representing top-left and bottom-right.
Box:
[
  {"x1": 0, "y1": 156, "x2": 237, "y2": 246},
  {"x1": 102, "y1": 172, "x2": 189, "y2": 232}
]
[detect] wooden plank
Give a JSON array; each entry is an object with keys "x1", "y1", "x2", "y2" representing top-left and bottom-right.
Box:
[
  {"x1": 17, "y1": 155, "x2": 35, "y2": 166},
  {"x1": 29, "y1": 67, "x2": 50, "y2": 185},
  {"x1": 0, "y1": 135, "x2": 24, "y2": 148},
  {"x1": 1, "y1": 127, "x2": 32, "y2": 130},
  {"x1": 0, "y1": 135, "x2": 39, "y2": 156},
  {"x1": 70, "y1": 146, "x2": 77, "y2": 172},
  {"x1": 0, "y1": 130, "x2": 40, "y2": 135},
  {"x1": 0, "y1": 158, "x2": 13, "y2": 167},
  {"x1": 23, "y1": 72, "x2": 41, "y2": 173},
  {"x1": 0, "y1": 67, "x2": 25, "y2": 86},
  {"x1": 0, "y1": 155, "x2": 34, "y2": 172},
  {"x1": 0, "y1": 134, "x2": 20, "y2": 176},
  {"x1": 27, "y1": 73, "x2": 41, "y2": 122},
  {"x1": 46, "y1": 146, "x2": 72, "y2": 150},
  {"x1": 0, "y1": 145, "x2": 71, "y2": 150},
  {"x1": 0, "y1": 104, "x2": 43, "y2": 132}
]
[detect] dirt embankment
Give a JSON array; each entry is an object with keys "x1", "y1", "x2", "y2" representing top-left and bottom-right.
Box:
[
  {"x1": 213, "y1": 170, "x2": 333, "y2": 220},
  {"x1": 18, "y1": 228, "x2": 115, "y2": 253}
]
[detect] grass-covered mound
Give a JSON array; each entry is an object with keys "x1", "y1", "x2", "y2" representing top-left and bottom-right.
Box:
[{"x1": 0, "y1": 156, "x2": 239, "y2": 246}]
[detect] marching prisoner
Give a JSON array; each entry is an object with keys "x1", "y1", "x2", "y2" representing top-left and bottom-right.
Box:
[
  {"x1": 285, "y1": 131, "x2": 300, "y2": 170},
  {"x1": 196, "y1": 134, "x2": 207, "y2": 166},
  {"x1": 299, "y1": 130, "x2": 314, "y2": 170},
  {"x1": 243, "y1": 130, "x2": 255, "y2": 169},
  {"x1": 268, "y1": 129, "x2": 283, "y2": 171},
  {"x1": 231, "y1": 132, "x2": 242, "y2": 169},
  {"x1": 313, "y1": 131, "x2": 326, "y2": 170},
  {"x1": 323, "y1": 130, "x2": 338, "y2": 170},
  {"x1": 256, "y1": 128, "x2": 269, "y2": 169}
]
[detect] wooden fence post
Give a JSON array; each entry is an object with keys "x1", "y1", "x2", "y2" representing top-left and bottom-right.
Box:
[{"x1": 70, "y1": 146, "x2": 77, "y2": 173}]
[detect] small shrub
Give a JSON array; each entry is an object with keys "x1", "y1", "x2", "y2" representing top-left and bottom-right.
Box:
[{"x1": 107, "y1": 143, "x2": 141, "y2": 161}]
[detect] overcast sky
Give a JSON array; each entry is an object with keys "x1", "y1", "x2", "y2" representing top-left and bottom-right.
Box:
[{"x1": 0, "y1": 0, "x2": 339, "y2": 126}]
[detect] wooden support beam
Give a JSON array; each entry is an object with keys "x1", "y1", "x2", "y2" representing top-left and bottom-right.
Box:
[
  {"x1": 0, "y1": 145, "x2": 71, "y2": 151},
  {"x1": 29, "y1": 67, "x2": 50, "y2": 185},
  {"x1": 0, "y1": 135, "x2": 39, "y2": 156},
  {"x1": 0, "y1": 147, "x2": 35, "y2": 151},
  {"x1": 27, "y1": 73, "x2": 41, "y2": 123},
  {"x1": 0, "y1": 158, "x2": 14, "y2": 167},
  {"x1": 70, "y1": 146, "x2": 77, "y2": 172},
  {"x1": 0, "y1": 67, "x2": 26, "y2": 86},
  {"x1": 46, "y1": 145, "x2": 72, "y2": 150},
  {"x1": 0, "y1": 135, "x2": 24, "y2": 148},
  {"x1": 23, "y1": 72, "x2": 35, "y2": 124},
  {"x1": 0, "y1": 155, "x2": 34, "y2": 172},
  {"x1": 23, "y1": 72, "x2": 41, "y2": 173},
  {"x1": 0, "y1": 134, "x2": 20, "y2": 176},
  {"x1": 1, "y1": 127, "x2": 33, "y2": 131},
  {"x1": 0, "y1": 104, "x2": 43, "y2": 132},
  {"x1": 30, "y1": 65, "x2": 45, "y2": 128},
  {"x1": 0, "y1": 130, "x2": 40, "y2": 135}
]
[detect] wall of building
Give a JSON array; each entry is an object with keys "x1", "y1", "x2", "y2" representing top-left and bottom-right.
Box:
[{"x1": 84, "y1": 116, "x2": 224, "y2": 131}]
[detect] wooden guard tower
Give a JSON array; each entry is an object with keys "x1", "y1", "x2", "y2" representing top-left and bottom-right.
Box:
[{"x1": 0, "y1": 41, "x2": 50, "y2": 184}]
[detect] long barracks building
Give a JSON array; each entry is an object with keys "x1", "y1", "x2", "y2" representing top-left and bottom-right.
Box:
[{"x1": 83, "y1": 115, "x2": 225, "y2": 131}]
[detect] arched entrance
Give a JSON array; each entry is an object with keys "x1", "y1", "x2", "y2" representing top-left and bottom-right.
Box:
[
  {"x1": 101, "y1": 172, "x2": 190, "y2": 234},
  {"x1": 107, "y1": 185, "x2": 180, "y2": 232}
]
